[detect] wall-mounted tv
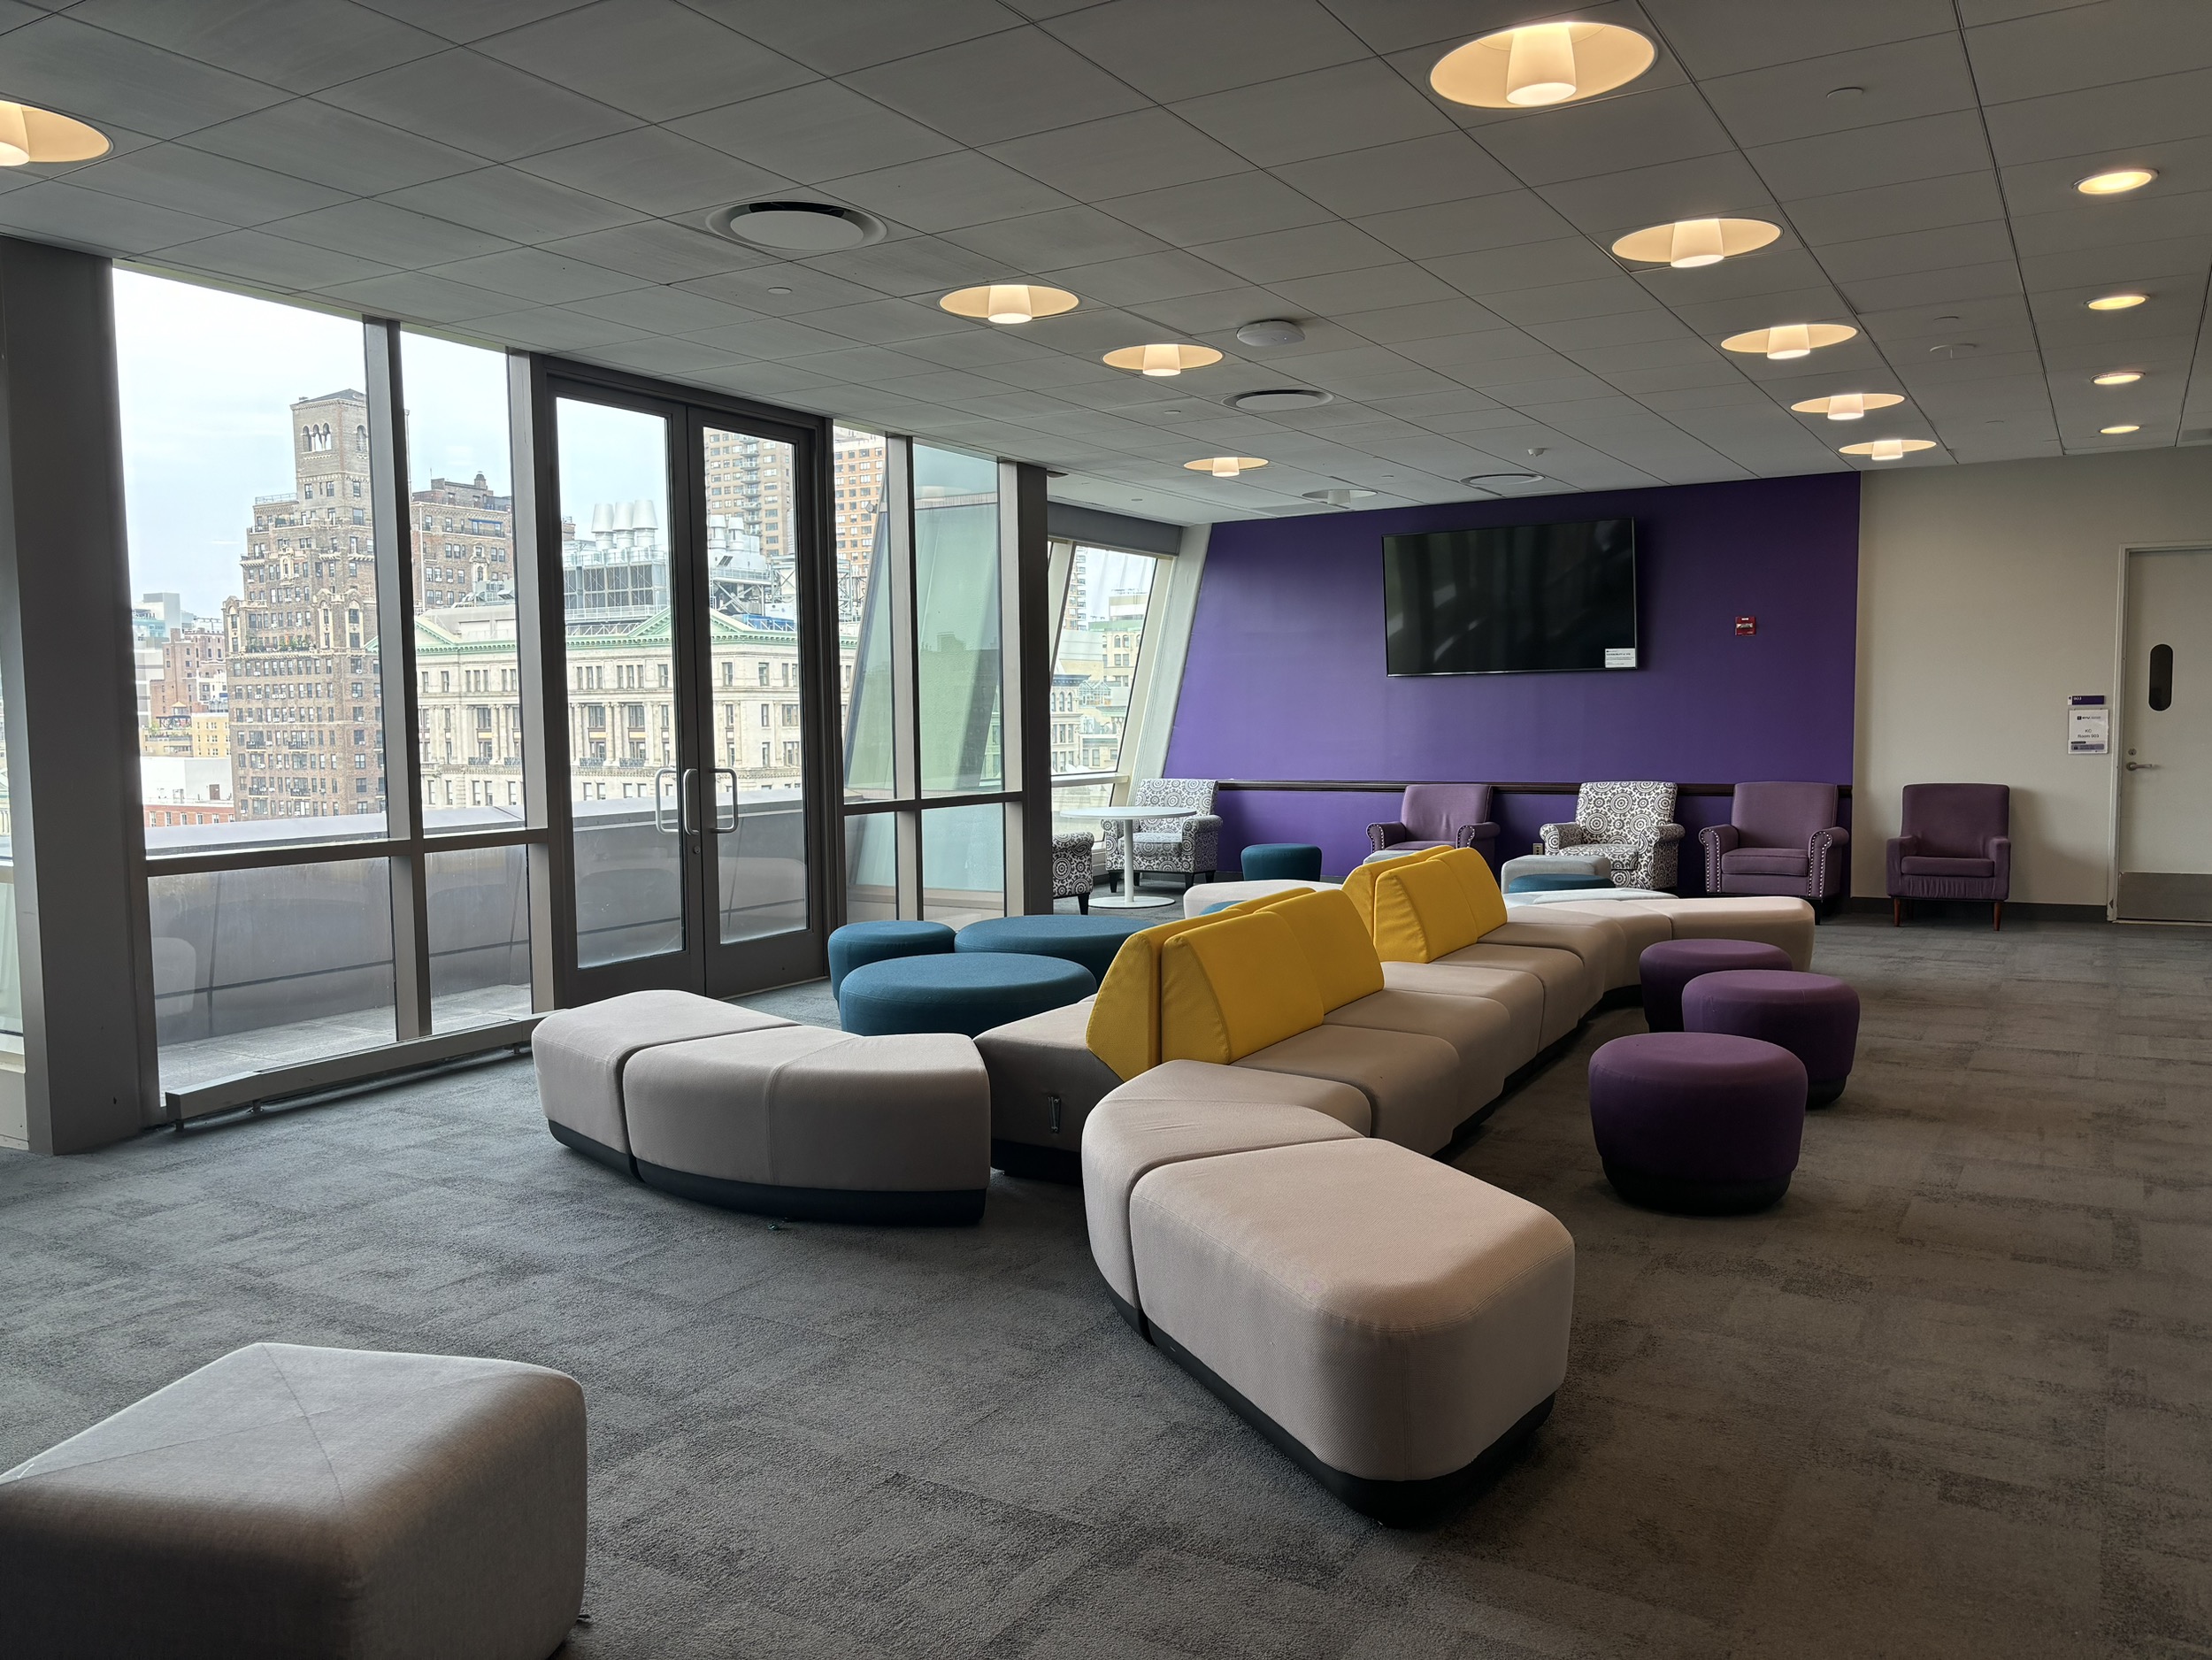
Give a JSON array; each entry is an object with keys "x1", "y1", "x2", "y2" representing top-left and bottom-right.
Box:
[{"x1": 1383, "y1": 517, "x2": 1637, "y2": 676}]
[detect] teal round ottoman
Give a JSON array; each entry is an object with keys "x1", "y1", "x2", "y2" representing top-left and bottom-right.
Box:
[
  {"x1": 1241, "y1": 843, "x2": 1323, "y2": 880},
  {"x1": 826, "y1": 919, "x2": 953, "y2": 995},
  {"x1": 839, "y1": 954, "x2": 1095, "y2": 1038},
  {"x1": 953, "y1": 914, "x2": 1141, "y2": 985}
]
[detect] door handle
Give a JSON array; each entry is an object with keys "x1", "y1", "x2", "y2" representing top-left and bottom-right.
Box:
[
  {"x1": 680, "y1": 767, "x2": 699, "y2": 834},
  {"x1": 652, "y1": 766, "x2": 680, "y2": 832},
  {"x1": 2126, "y1": 761, "x2": 2161, "y2": 771},
  {"x1": 713, "y1": 768, "x2": 739, "y2": 834}
]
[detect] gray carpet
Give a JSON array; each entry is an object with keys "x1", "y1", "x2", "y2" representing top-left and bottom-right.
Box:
[{"x1": 1, "y1": 913, "x2": 2206, "y2": 1657}]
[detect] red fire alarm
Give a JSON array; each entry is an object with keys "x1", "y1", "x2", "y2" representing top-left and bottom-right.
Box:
[{"x1": 1735, "y1": 615, "x2": 1757, "y2": 635}]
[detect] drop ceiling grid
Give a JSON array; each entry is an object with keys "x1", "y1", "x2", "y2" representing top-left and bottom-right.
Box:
[{"x1": 0, "y1": 0, "x2": 2189, "y2": 519}]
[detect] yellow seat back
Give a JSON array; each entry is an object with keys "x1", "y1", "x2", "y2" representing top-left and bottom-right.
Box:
[
  {"x1": 1340, "y1": 845, "x2": 1447, "y2": 936},
  {"x1": 1085, "y1": 903, "x2": 1266, "y2": 1080},
  {"x1": 1158, "y1": 911, "x2": 1326, "y2": 1064},
  {"x1": 1371, "y1": 854, "x2": 1485, "y2": 963},
  {"x1": 1255, "y1": 888, "x2": 1386, "y2": 1011},
  {"x1": 1435, "y1": 847, "x2": 1509, "y2": 940}
]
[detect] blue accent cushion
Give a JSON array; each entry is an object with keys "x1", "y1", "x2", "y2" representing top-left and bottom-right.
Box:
[
  {"x1": 952, "y1": 914, "x2": 1146, "y2": 984},
  {"x1": 826, "y1": 919, "x2": 955, "y2": 996},
  {"x1": 1240, "y1": 842, "x2": 1323, "y2": 880},
  {"x1": 1505, "y1": 872, "x2": 1616, "y2": 894},
  {"x1": 838, "y1": 954, "x2": 1096, "y2": 1038}
]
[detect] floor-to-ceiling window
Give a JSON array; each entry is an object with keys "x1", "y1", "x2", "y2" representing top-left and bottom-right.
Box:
[{"x1": 1048, "y1": 541, "x2": 1171, "y2": 841}]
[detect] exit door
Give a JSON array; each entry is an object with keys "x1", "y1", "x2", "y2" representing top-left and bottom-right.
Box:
[{"x1": 2116, "y1": 546, "x2": 2212, "y2": 922}]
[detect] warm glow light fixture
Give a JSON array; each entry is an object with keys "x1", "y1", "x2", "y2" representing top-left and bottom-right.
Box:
[
  {"x1": 1723, "y1": 322, "x2": 1857, "y2": 360},
  {"x1": 1430, "y1": 20, "x2": 1655, "y2": 109},
  {"x1": 2086, "y1": 292, "x2": 2147, "y2": 311},
  {"x1": 939, "y1": 283, "x2": 1079, "y2": 325},
  {"x1": 1102, "y1": 342, "x2": 1223, "y2": 377},
  {"x1": 1791, "y1": 392, "x2": 1904, "y2": 421},
  {"x1": 1611, "y1": 217, "x2": 1780, "y2": 267},
  {"x1": 0, "y1": 99, "x2": 108, "y2": 166},
  {"x1": 1839, "y1": 438, "x2": 1936, "y2": 460},
  {"x1": 1185, "y1": 456, "x2": 1267, "y2": 478},
  {"x1": 2093, "y1": 370, "x2": 2143, "y2": 386},
  {"x1": 2076, "y1": 167, "x2": 2156, "y2": 196},
  {"x1": 2102, "y1": 424, "x2": 2141, "y2": 434}
]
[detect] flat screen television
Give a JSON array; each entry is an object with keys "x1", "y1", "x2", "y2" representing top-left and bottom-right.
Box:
[{"x1": 1382, "y1": 517, "x2": 1637, "y2": 676}]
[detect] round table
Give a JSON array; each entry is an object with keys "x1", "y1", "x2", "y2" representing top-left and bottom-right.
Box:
[{"x1": 1085, "y1": 805, "x2": 1192, "y2": 911}]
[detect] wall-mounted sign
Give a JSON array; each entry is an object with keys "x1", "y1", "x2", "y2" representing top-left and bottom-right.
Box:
[
  {"x1": 1735, "y1": 615, "x2": 1756, "y2": 635},
  {"x1": 1604, "y1": 647, "x2": 1638, "y2": 668},
  {"x1": 2068, "y1": 694, "x2": 2108, "y2": 755}
]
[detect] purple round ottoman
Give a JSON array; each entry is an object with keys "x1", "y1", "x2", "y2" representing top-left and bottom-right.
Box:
[
  {"x1": 1588, "y1": 1032, "x2": 1807, "y2": 1214},
  {"x1": 1684, "y1": 969, "x2": 1860, "y2": 1107},
  {"x1": 1638, "y1": 938, "x2": 1793, "y2": 1033}
]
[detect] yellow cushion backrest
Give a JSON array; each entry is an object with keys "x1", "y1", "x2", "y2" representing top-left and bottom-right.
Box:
[
  {"x1": 1339, "y1": 845, "x2": 1448, "y2": 936},
  {"x1": 1256, "y1": 888, "x2": 1386, "y2": 1011},
  {"x1": 1435, "y1": 847, "x2": 1509, "y2": 939},
  {"x1": 1371, "y1": 854, "x2": 1485, "y2": 962},
  {"x1": 1159, "y1": 911, "x2": 1326, "y2": 1064},
  {"x1": 1085, "y1": 903, "x2": 1269, "y2": 1080}
]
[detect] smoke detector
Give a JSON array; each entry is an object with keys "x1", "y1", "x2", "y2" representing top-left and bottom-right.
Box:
[
  {"x1": 1236, "y1": 319, "x2": 1305, "y2": 348},
  {"x1": 1229, "y1": 388, "x2": 1333, "y2": 412},
  {"x1": 712, "y1": 202, "x2": 883, "y2": 251}
]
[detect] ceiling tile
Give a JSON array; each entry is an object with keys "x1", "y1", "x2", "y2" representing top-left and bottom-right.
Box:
[
  {"x1": 0, "y1": 14, "x2": 287, "y2": 138},
  {"x1": 1818, "y1": 220, "x2": 2016, "y2": 281},
  {"x1": 844, "y1": 26, "x2": 1148, "y2": 147},
  {"x1": 1702, "y1": 35, "x2": 1979, "y2": 149},
  {"x1": 1647, "y1": 0, "x2": 1956, "y2": 78},
  {"x1": 1631, "y1": 248, "x2": 1829, "y2": 305},
  {"x1": 1835, "y1": 258, "x2": 2025, "y2": 311},
  {"x1": 476, "y1": 0, "x2": 813, "y2": 122},
  {"x1": 1966, "y1": 0, "x2": 2212, "y2": 103},
  {"x1": 1191, "y1": 221, "x2": 1401, "y2": 283},
  {"x1": 822, "y1": 151, "x2": 1073, "y2": 234},
  {"x1": 1267, "y1": 263, "x2": 1461, "y2": 315},
  {"x1": 74, "y1": 0, "x2": 446, "y2": 93},
  {"x1": 1539, "y1": 152, "x2": 1775, "y2": 236},
  {"x1": 1422, "y1": 236, "x2": 1622, "y2": 297},
  {"x1": 541, "y1": 218, "x2": 764, "y2": 282},
  {"x1": 349, "y1": 1, "x2": 600, "y2": 45},
  {"x1": 1474, "y1": 85, "x2": 1739, "y2": 187},
  {"x1": 1171, "y1": 59, "x2": 1454, "y2": 168},
  {"x1": 685, "y1": 317, "x2": 875, "y2": 359},
  {"x1": 681, "y1": 0, "x2": 1025, "y2": 76},
  {"x1": 672, "y1": 81, "x2": 963, "y2": 183},
  {"x1": 381, "y1": 165, "x2": 646, "y2": 242},
  {"x1": 1982, "y1": 67, "x2": 2212, "y2": 165},
  {"x1": 946, "y1": 204, "x2": 1166, "y2": 270},
  {"x1": 180, "y1": 100, "x2": 483, "y2": 196},
  {"x1": 1786, "y1": 171, "x2": 2008, "y2": 247},
  {"x1": 319, "y1": 50, "x2": 640, "y2": 162},
  {"x1": 65, "y1": 144, "x2": 349, "y2": 226},
  {"x1": 1485, "y1": 277, "x2": 1674, "y2": 326},
  {"x1": 1096, "y1": 171, "x2": 1333, "y2": 244},
  {"x1": 1746, "y1": 110, "x2": 1993, "y2": 197},
  {"x1": 514, "y1": 127, "x2": 788, "y2": 217},
  {"x1": 1040, "y1": 250, "x2": 1246, "y2": 306},
  {"x1": 315, "y1": 267, "x2": 518, "y2": 321},
  {"x1": 1044, "y1": 0, "x2": 1369, "y2": 102},
  {"x1": 802, "y1": 234, "x2": 1008, "y2": 297},
  {"x1": 266, "y1": 198, "x2": 514, "y2": 265},
  {"x1": 678, "y1": 262, "x2": 894, "y2": 315},
  {"x1": 461, "y1": 304, "x2": 645, "y2": 350},
  {"x1": 156, "y1": 227, "x2": 396, "y2": 289},
  {"x1": 1271, "y1": 133, "x2": 1519, "y2": 218},
  {"x1": 424, "y1": 245, "x2": 645, "y2": 304},
  {"x1": 1129, "y1": 285, "x2": 1297, "y2": 334},
  {"x1": 2008, "y1": 190, "x2": 2212, "y2": 259},
  {"x1": 1354, "y1": 189, "x2": 1576, "y2": 261},
  {"x1": 563, "y1": 282, "x2": 758, "y2": 333}
]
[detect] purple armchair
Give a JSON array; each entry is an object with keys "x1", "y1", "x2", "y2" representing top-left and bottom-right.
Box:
[
  {"x1": 1886, "y1": 783, "x2": 2010, "y2": 929},
  {"x1": 1700, "y1": 782, "x2": 1849, "y2": 906},
  {"x1": 1366, "y1": 783, "x2": 1500, "y2": 865}
]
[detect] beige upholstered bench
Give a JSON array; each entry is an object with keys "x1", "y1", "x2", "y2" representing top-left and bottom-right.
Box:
[{"x1": 0, "y1": 1343, "x2": 585, "y2": 1659}]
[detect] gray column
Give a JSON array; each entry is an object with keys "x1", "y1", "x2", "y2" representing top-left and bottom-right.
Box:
[{"x1": 0, "y1": 237, "x2": 157, "y2": 1151}]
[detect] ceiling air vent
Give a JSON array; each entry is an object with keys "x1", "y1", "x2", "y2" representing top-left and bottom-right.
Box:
[
  {"x1": 2182, "y1": 427, "x2": 2212, "y2": 445},
  {"x1": 712, "y1": 202, "x2": 883, "y2": 252},
  {"x1": 1229, "y1": 388, "x2": 1333, "y2": 412}
]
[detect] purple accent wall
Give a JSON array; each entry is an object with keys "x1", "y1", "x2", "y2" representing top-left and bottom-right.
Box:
[{"x1": 1163, "y1": 475, "x2": 1861, "y2": 884}]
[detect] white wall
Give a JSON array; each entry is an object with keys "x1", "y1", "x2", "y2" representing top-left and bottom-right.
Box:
[{"x1": 1855, "y1": 449, "x2": 2212, "y2": 907}]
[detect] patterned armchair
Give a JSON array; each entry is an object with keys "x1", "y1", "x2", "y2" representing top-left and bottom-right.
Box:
[
  {"x1": 1366, "y1": 783, "x2": 1500, "y2": 865},
  {"x1": 1098, "y1": 778, "x2": 1221, "y2": 892},
  {"x1": 1540, "y1": 780, "x2": 1686, "y2": 891},
  {"x1": 1051, "y1": 831, "x2": 1096, "y2": 913},
  {"x1": 1701, "y1": 781, "x2": 1849, "y2": 904}
]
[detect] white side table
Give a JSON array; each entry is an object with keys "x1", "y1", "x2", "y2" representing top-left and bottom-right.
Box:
[{"x1": 1087, "y1": 806, "x2": 1194, "y2": 911}]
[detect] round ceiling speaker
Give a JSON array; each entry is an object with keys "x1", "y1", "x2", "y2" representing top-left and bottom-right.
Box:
[
  {"x1": 1236, "y1": 319, "x2": 1306, "y2": 347},
  {"x1": 1229, "y1": 388, "x2": 1333, "y2": 412},
  {"x1": 713, "y1": 202, "x2": 882, "y2": 252},
  {"x1": 1463, "y1": 472, "x2": 1545, "y2": 488}
]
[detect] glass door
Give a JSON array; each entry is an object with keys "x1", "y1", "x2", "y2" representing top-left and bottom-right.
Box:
[{"x1": 549, "y1": 379, "x2": 826, "y2": 1003}]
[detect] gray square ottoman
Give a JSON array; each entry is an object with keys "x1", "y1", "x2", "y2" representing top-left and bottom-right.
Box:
[{"x1": 0, "y1": 1342, "x2": 586, "y2": 1660}]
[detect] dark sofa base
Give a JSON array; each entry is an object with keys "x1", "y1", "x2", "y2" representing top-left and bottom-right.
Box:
[
  {"x1": 549, "y1": 1119, "x2": 635, "y2": 1176},
  {"x1": 991, "y1": 1138, "x2": 1082, "y2": 1185},
  {"x1": 1604, "y1": 1161, "x2": 1792, "y2": 1216},
  {"x1": 1148, "y1": 1318, "x2": 1555, "y2": 1526},
  {"x1": 635, "y1": 1160, "x2": 987, "y2": 1226}
]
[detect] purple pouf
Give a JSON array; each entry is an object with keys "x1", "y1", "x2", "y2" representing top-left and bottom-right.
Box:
[
  {"x1": 1639, "y1": 938, "x2": 1793, "y2": 1032},
  {"x1": 1588, "y1": 1032, "x2": 1807, "y2": 1214},
  {"x1": 1684, "y1": 969, "x2": 1861, "y2": 1107}
]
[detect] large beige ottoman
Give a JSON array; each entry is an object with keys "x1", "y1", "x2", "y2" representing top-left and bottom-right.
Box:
[
  {"x1": 622, "y1": 1026, "x2": 991, "y2": 1225},
  {"x1": 1080, "y1": 1062, "x2": 1364, "y2": 1324},
  {"x1": 1130, "y1": 1137, "x2": 1575, "y2": 1524},
  {"x1": 1233, "y1": 1022, "x2": 1464, "y2": 1155},
  {"x1": 974, "y1": 995, "x2": 1123, "y2": 1181},
  {"x1": 533, "y1": 988, "x2": 792, "y2": 1172},
  {"x1": 0, "y1": 1343, "x2": 585, "y2": 1660}
]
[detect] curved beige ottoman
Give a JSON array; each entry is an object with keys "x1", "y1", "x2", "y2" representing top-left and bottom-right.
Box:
[
  {"x1": 534, "y1": 988, "x2": 793, "y2": 1172},
  {"x1": 623, "y1": 1026, "x2": 990, "y2": 1225},
  {"x1": 0, "y1": 1343, "x2": 585, "y2": 1660},
  {"x1": 1233, "y1": 1022, "x2": 1464, "y2": 1155},
  {"x1": 974, "y1": 995, "x2": 1122, "y2": 1182},
  {"x1": 1130, "y1": 1137, "x2": 1575, "y2": 1524}
]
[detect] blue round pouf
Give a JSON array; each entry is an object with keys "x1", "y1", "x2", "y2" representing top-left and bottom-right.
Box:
[
  {"x1": 1506, "y1": 871, "x2": 1616, "y2": 894},
  {"x1": 826, "y1": 918, "x2": 955, "y2": 996},
  {"x1": 953, "y1": 914, "x2": 1143, "y2": 985},
  {"x1": 1241, "y1": 842, "x2": 1323, "y2": 880},
  {"x1": 838, "y1": 953, "x2": 1096, "y2": 1038}
]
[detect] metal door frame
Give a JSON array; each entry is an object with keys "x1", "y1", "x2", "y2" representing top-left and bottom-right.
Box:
[{"x1": 2106, "y1": 540, "x2": 2212, "y2": 924}]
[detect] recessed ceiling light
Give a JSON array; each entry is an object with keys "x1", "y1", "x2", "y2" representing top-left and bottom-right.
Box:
[
  {"x1": 1229, "y1": 388, "x2": 1333, "y2": 412},
  {"x1": 2087, "y1": 292, "x2": 2147, "y2": 310},
  {"x1": 1430, "y1": 21, "x2": 1655, "y2": 109},
  {"x1": 1186, "y1": 456, "x2": 1267, "y2": 478},
  {"x1": 940, "y1": 283, "x2": 1078, "y2": 325},
  {"x1": 1102, "y1": 342, "x2": 1222, "y2": 377},
  {"x1": 2077, "y1": 167, "x2": 2156, "y2": 196},
  {"x1": 2101, "y1": 424, "x2": 2142, "y2": 434},
  {"x1": 714, "y1": 202, "x2": 880, "y2": 251},
  {"x1": 1303, "y1": 488, "x2": 1377, "y2": 506},
  {"x1": 1791, "y1": 392, "x2": 1904, "y2": 420},
  {"x1": 1610, "y1": 217, "x2": 1780, "y2": 268},
  {"x1": 1723, "y1": 322, "x2": 1857, "y2": 360},
  {"x1": 0, "y1": 100, "x2": 108, "y2": 166},
  {"x1": 2093, "y1": 370, "x2": 2143, "y2": 386},
  {"x1": 1839, "y1": 438, "x2": 1936, "y2": 460},
  {"x1": 1236, "y1": 319, "x2": 1304, "y2": 347},
  {"x1": 1463, "y1": 472, "x2": 1545, "y2": 488}
]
